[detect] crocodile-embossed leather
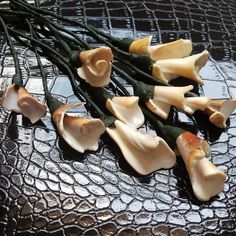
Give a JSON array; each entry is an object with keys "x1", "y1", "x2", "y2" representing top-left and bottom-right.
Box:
[{"x1": 0, "y1": 0, "x2": 236, "y2": 235}]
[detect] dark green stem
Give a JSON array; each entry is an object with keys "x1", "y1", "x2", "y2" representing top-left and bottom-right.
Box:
[
  {"x1": 112, "y1": 64, "x2": 154, "y2": 103},
  {"x1": 142, "y1": 108, "x2": 185, "y2": 148},
  {"x1": 43, "y1": 22, "x2": 81, "y2": 67},
  {"x1": 0, "y1": 17, "x2": 23, "y2": 87},
  {"x1": 11, "y1": 0, "x2": 89, "y2": 50},
  {"x1": 27, "y1": 18, "x2": 64, "y2": 113},
  {"x1": 87, "y1": 25, "x2": 134, "y2": 51},
  {"x1": 10, "y1": 0, "x2": 132, "y2": 58}
]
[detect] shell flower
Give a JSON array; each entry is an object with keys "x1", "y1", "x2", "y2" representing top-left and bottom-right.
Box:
[
  {"x1": 176, "y1": 131, "x2": 227, "y2": 201},
  {"x1": 77, "y1": 46, "x2": 113, "y2": 87},
  {"x1": 52, "y1": 103, "x2": 105, "y2": 153},
  {"x1": 106, "y1": 96, "x2": 145, "y2": 129},
  {"x1": 152, "y1": 50, "x2": 209, "y2": 85},
  {"x1": 106, "y1": 120, "x2": 176, "y2": 175},
  {"x1": 146, "y1": 85, "x2": 210, "y2": 119},
  {"x1": 129, "y1": 36, "x2": 192, "y2": 60},
  {"x1": 204, "y1": 99, "x2": 236, "y2": 128},
  {"x1": 1, "y1": 84, "x2": 47, "y2": 123}
]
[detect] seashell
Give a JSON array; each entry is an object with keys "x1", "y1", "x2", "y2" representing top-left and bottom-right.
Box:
[
  {"x1": 1, "y1": 84, "x2": 47, "y2": 123},
  {"x1": 176, "y1": 131, "x2": 227, "y2": 201},
  {"x1": 204, "y1": 99, "x2": 236, "y2": 128},
  {"x1": 145, "y1": 85, "x2": 210, "y2": 119},
  {"x1": 77, "y1": 46, "x2": 113, "y2": 87},
  {"x1": 129, "y1": 36, "x2": 192, "y2": 60},
  {"x1": 147, "y1": 38, "x2": 192, "y2": 60},
  {"x1": 52, "y1": 103, "x2": 105, "y2": 153},
  {"x1": 106, "y1": 120, "x2": 176, "y2": 175},
  {"x1": 129, "y1": 35, "x2": 152, "y2": 56},
  {"x1": 152, "y1": 50, "x2": 209, "y2": 84},
  {"x1": 106, "y1": 96, "x2": 144, "y2": 129}
]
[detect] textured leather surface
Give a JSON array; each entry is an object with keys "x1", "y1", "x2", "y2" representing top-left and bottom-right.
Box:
[{"x1": 0, "y1": 0, "x2": 236, "y2": 235}]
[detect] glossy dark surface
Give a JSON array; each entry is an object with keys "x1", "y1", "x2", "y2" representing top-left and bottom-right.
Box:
[{"x1": 0, "y1": 0, "x2": 236, "y2": 235}]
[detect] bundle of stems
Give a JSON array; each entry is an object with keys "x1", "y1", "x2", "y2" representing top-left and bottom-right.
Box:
[{"x1": 0, "y1": 0, "x2": 230, "y2": 202}]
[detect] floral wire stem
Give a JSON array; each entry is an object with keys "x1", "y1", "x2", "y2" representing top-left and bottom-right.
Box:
[
  {"x1": 0, "y1": 17, "x2": 23, "y2": 87},
  {"x1": 39, "y1": 21, "x2": 82, "y2": 67},
  {"x1": 10, "y1": 0, "x2": 89, "y2": 50},
  {"x1": 10, "y1": 0, "x2": 89, "y2": 65},
  {"x1": 27, "y1": 18, "x2": 64, "y2": 113}
]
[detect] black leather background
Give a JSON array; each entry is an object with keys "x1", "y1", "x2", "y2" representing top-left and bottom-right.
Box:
[{"x1": 0, "y1": 0, "x2": 236, "y2": 235}]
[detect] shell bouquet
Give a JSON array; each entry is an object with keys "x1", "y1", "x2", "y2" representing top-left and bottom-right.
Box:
[{"x1": 0, "y1": 0, "x2": 235, "y2": 202}]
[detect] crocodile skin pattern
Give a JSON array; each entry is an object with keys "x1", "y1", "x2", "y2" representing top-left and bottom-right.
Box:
[{"x1": 0, "y1": 0, "x2": 236, "y2": 235}]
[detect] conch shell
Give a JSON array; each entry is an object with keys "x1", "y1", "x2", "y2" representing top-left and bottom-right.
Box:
[
  {"x1": 77, "y1": 46, "x2": 113, "y2": 87},
  {"x1": 152, "y1": 50, "x2": 209, "y2": 84},
  {"x1": 176, "y1": 131, "x2": 227, "y2": 201},
  {"x1": 129, "y1": 36, "x2": 192, "y2": 60},
  {"x1": 204, "y1": 99, "x2": 236, "y2": 128},
  {"x1": 146, "y1": 85, "x2": 210, "y2": 119},
  {"x1": 106, "y1": 96, "x2": 144, "y2": 129},
  {"x1": 106, "y1": 120, "x2": 176, "y2": 175},
  {"x1": 1, "y1": 84, "x2": 47, "y2": 123},
  {"x1": 52, "y1": 103, "x2": 105, "y2": 153}
]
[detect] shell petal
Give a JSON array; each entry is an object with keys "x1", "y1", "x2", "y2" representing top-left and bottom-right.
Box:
[
  {"x1": 176, "y1": 131, "x2": 226, "y2": 201},
  {"x1": 1, "y1": 84, "x2": 47, "y2": 123},
  {"x1": 153, "y1": 50, "x2": 209, "y2": 84},
  {"x1": 153, "y1": 85, "x2": 194, "y2": 113},
  {"x1": 106, "y1": 96, "x2": 144, "y2": 128},
  {"x1": 77, "y1": 46, "x2": 113, "y2": 87},
  {"x1": 148, "y1": 39, "x2": 193, "y2": 60},
  {"x1": 129, "y1": 35, "x2": 152, "y2": 55},
  {"x1": 53, "y1": 103, "x2": 105, "y2": 153},
  {"x1": 106, "y1": 120, "x2": 176, "y2": 175}
]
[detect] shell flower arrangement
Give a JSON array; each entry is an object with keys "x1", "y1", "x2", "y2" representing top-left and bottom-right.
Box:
[{"x1": 1, "y1": 0, "x2": 235, "y2": 202}]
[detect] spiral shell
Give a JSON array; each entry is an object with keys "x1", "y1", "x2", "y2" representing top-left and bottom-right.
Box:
[
  {"x1": 77, "y1": 46, "x2": 113, "y2": 87},
  {"x1": 52, "y1": 103, "x2": 105, "y2": 153},
  {"x1": 129, "y1": 35, "x2": 152, "y2": 56}
]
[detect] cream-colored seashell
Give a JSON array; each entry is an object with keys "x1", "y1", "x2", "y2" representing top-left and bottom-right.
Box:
[
  {"x1": 129, "y1": 35, "x2": 152, "y2": 56},
  {"x1": 52, "y1": 103, "x2": 105, "y2": 153},
  {"x1": 1, "y1": 84, "x2": 47, "y2": 123},
  {"x1": 176, "y1": 131, "x2": 227, "y2": 201},
  {"x1": 145, "y1": 85, "x2": 210, "y2": 119},
  {"x1": 152, "y1": 50, "x2": 209, "y2": 84},
  {"x1": 129, "y1": 36, "x2": 192, "y2": 60},
  {"x1": 106, "y1": 96, "x2": 144, "y2": 129},
  {"x1": 148, "y1": 39, "x2": 193, "y2": 60},
  {"x1": 77, "y1": 46, "x2": 113, "y2": 87},
  {"x1": 106, "y1": 120, "x2": 176, "y2": 175},
  {"x1": 204, "y1": 99, "x2": 236, "y2": 128}
]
